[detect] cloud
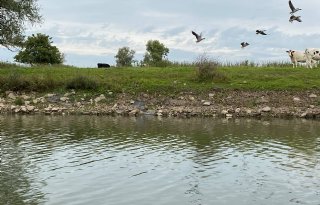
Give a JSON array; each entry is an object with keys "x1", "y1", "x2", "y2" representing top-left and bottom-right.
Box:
[{"x1": 2, "y1": 0, "x2": 320, "y2": 67}]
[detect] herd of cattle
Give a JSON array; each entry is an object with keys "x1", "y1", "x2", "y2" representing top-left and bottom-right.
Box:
[{"x1": 287, "y1": 48, "x2": 320, "y2": 68}]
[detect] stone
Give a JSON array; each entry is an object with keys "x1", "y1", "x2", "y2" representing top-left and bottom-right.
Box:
[
  {"x1": 226, "y1": 114, "x2": 233, "y2": 118},
  {"x1": 21, "y1": 106, "x2": 27, "y2": 112},
  {"x1": 26, "y1": 105, "x2": 35, "y2": 111},
  {"x1": 246, "y1": 109, "x2": 252, "y2": 114},
  {"x1": 60, "y1": 97, "x2": 69, "y2": 102},
  {"x1": 203, "y1": 101, "x2": 211, "y2": 106},
  {"x1": 293, "y1": 97, "x2": 300, "y2": 102},
  {"x1": 262, "y1": 106, "x2": 271, "y2": 112},
  {"x1": 221, "y1": 110, "x2": 228, "y2": 115},
  {"x1": 309, "y1": 94, "x2": 317, "y2": 98},
  {"x1": 8, "y1": 93, "x2": 16, "y2": 100},
  {"x1": 209, "y1": 93, "x2": 215, "y2": 98},
  {"x1": 94, "y1": 94, "x2": 106, "y2": 103},
  {"x1": 300, "y1": 112, "x2": 308, "y2": 118},
  {"x1": 235, "y1": 108, "x2": 241, "y2": 113}
]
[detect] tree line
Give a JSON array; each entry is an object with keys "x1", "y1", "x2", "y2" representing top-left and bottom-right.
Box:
[{"x1": 1, "y1": 0, "x2": 170, "y2": 67}]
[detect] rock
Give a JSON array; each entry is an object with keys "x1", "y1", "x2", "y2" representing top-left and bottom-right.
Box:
[
  {"x1": 60, "y1": 97, "x2": 69, "y2": 102},
  {"x1": 129, "y1": 109, "x2": 139, "y2": 116},
  {"x1": 300, "y1": 112, "x2": 308, "y2": 118},
  {"x1": 26, "y1": 105, "x2": 35, "y2": 111},
  {"x1": 94, "y1": 94, "x2": 106, "y2": 103},
  {"x1": 235, "y1": 108, "x2": 241, "y2": 113},
  {"x1": 203, "y1": 101, "x2": 211, "y2": 106},
  {"x1": 226, "y1": 114, "x2": 233, "y2": 118},
  {"x1": 246, "y1": 109, "x2": 252, "y2": 114},
  {"x1": 47, "y1": 95, "x2": 60, "y2": 103},
  {"x1": 262, "y1": 106, "x2": 271, "y2": 112},
  {"x1": 309, "y1": 94, "x2": 317, "y2": 98},
  {"x1": 189, "y1": 96, "x2": 195, "y2": 101},
  {"x1": 221, "y1": 110, "x2": 228, "y2": 115},
  {"x1": 133, "y1": 100, "x2": 145, "y2": 111},
  {"x1": 293, "y1": 97, "x2": 301, "y2": 102},
  {"x1": 11, "y1": 105, "x2": 16, "y2": 110},
  {"x1": 24, "y1": 101, "x2": 31, "y2": 105},
  {"x1": 21, "y1": 106, "x2": 27, "y2": 112},
  {"x1": 209, "y1": 93, "x2": 215, "y2": 98},
  {"x1": 8, "y1": 93, "x2": 16, "y2": 100},
  {"x1": 256, "y1": 97, "x2": 269, "y2": 104},
  {"x1": 51, "y1": 107, "x2": 59, "y2": 112},
  {"x1": 21, "y1": 95, "x2": 30, "y2": 100}
]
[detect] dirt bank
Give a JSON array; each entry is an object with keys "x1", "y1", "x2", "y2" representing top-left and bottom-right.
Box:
[{"x1": 1, "y1": 90, "x2": 320, "y2": 119}]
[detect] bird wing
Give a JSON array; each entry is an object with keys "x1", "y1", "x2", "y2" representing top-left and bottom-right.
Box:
[
  {"x1": 289, "y1": 0, "x2": 295, "y2": 12},
  {"x1": 191, "y1": 31, "x2": 199, "y2": 38}
]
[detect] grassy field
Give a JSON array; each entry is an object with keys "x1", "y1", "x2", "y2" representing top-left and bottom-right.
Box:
[{"x1": 1, "y1": 62, "x2": 320, "y2": 95}]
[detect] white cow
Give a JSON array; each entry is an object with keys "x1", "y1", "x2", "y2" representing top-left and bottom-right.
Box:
[
  {"x1": 286, "y1": 50, "x2": 310, "y2": 68},
  {"x1": 305, "y1": 48, "x2": 320, "y2": 68}
]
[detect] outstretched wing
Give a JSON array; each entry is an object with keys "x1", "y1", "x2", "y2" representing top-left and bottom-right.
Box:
[
  {"x1": 289, "y1": 0, "x2": 295, "y2": 12},
  {"x1": 191, "y1": 31, "x2": 199, "y2": 39}
]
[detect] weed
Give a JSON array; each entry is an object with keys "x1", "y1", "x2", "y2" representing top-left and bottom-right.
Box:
[
  {"x1": 14, "y1": 97, "x2": 24, "y2": 106},
  {"x1": 66, "y1": 75, "x2": 98, "y2": 90}
]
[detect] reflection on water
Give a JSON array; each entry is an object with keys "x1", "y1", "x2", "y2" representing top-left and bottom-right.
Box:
[{"x1": 0, "y1": 115, "x2": 319, "y2": 205}]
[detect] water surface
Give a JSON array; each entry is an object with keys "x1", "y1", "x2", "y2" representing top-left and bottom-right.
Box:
[{"x1": 1, "y1": 115, "x2": 319, "y2": 205}]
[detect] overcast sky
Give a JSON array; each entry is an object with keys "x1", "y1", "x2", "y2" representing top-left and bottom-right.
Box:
[{"x1": 1, "y1": 0, "x2": 320, "y2": 67}]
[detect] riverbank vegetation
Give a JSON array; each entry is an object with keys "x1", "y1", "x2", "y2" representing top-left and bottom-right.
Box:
[{"x1": 0, "y1": 61, "x2": 320, "y2": 95}]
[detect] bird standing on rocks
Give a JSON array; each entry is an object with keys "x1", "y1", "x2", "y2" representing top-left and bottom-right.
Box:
[{"x1": 191, "y1": 31, "x2": 205, "y2": 43}]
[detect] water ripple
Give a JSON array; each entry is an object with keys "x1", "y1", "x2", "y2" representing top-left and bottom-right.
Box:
[{"x1": 1, "y1": 116, "x2": 320, "y2": 205}]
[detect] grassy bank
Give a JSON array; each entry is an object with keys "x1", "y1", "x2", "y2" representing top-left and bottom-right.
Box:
[{"x1": 1, "y1": 63, "x2": 320, "y2": 95}]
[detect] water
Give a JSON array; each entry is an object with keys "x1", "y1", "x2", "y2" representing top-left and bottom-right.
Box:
[{"x1": 0, "y1": 115, "x2": 319, "y2": 205}]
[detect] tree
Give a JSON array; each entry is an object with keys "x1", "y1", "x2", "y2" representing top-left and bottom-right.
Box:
[
  {"x1": 143, "y1": 40, "x2": 169, "y2": 66},
  {"x1": 14, "y1": 33, "x2": 64, "y2": 64},
  {"x1": 0, "y1": 0, "x2": 42, "y2": 50},
  {"x1": 115, "y1": 46, "x2": 135, "y2": 67}
]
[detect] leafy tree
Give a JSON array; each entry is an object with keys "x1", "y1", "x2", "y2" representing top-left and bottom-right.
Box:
[
  {"x1": 143, "y1": 40, "x2": 169, "y2": 66},
  {"x1": 115, "y1": 46, "x2": 135, "y2": 67},
  {"x1": 0, "y1": 0, "x2": 42, "y2": 50},
  {"x1": 14, "y1": 33, "x2": 64, "y2": 64}
]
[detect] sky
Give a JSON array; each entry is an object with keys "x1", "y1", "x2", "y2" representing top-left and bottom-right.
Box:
[{"x1": 1, "y1": 0, "x2": 320, "y2": 67}]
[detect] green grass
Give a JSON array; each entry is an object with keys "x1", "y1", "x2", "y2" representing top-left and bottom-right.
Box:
[{"x1": 0, "y1": 63, "x2": 320, "y2": 95}]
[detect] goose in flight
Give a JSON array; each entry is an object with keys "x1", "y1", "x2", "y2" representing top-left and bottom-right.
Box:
[
  {"x1": 241, "y1": 42, "x2": 250, "y2": 48},
  {"x1": 289, "y1": 15, "x2": 302, "y2": 23},
  {"x1": 289, "y1": 0, "x2": 301, "y2": 14},
  {"x1": 256, "y1": 30, "x2": 268, "y2": 35},
  {"x1": 191, "y1": 31, "x2": 205, "y2": 43}
]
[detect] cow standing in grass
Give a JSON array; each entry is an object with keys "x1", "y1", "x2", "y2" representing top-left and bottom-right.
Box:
[
  {"x1": 286, "y1": 50, "x2": 312, "y2": 68},
  {"x1": 305, "y1": 48, "x2": 320, "y2": 68}
]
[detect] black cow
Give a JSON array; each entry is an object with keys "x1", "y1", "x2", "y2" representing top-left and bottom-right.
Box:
[{"x1": 97, "y1": 63, "x2": 110, "y2": 68}]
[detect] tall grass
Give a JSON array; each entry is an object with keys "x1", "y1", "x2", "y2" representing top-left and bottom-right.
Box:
[
  {"x1": 195, "y1": 54, "x2": 227, "y2": 82},
  {"x1": 0, "y1": 61, "x2": 320, "y2": 94}
]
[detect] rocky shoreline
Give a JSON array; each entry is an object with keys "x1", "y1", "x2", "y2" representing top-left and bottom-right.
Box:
[{"x1": 1, "y1": 90, "x2": 320, "y2": 119}]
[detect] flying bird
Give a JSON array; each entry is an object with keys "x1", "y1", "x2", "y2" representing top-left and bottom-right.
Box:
[
  {"x1": 191, "y1": 31, "x2": 205, "y2": 43},
  {"x1": 289, "y1": 0, "x2": 301, "y2": 15},
  {"x1": 256, "y1": 29, "x2": 268, "y2": 35},
  {"x1": 241, "y1": 42, "x2": 250, "y2": 48},
  {"x1": 289, "y1": 15, "x2": 302, "y2": 23}
]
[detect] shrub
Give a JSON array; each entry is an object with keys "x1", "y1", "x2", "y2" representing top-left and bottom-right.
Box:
[
  {"x1": 14, "y1": 97, "x2": 24, "y2": 106},
  {"x1": 66, "y1": 76, "x2": 98, "y2": 90},
  {"x1": 195, "y1": 54, "x2": 226, "y2": 82}
]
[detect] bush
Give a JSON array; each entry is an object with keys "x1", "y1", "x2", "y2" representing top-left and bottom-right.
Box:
[
  {"x1": 66, "y1": 76, "x2": 98, "y2": 90},
  {"x1": 195, "y1": 54, "x2": 226, "y2": 82}
]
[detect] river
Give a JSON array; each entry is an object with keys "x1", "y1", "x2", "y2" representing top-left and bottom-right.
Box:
[{"x1": 1, "y1": 115, "x2": 319, "y2": 205}]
